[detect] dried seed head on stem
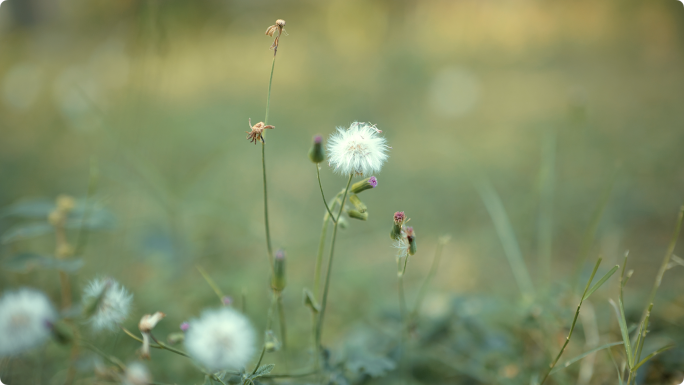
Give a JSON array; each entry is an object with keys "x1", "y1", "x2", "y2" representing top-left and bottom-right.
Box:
[
  {"x1": 265, "y1": 19, "x2": 287, "y2": 54},
  {"x1": 246, "y1": 118, "x2": 275, "y2": 144}
]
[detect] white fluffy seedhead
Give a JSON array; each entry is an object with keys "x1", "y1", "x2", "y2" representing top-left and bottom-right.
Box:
[
  {"x1": 184, "y1": 307, "x2": 256, "y2": 372},
  {"x1": 327, "y1": 122, "x2": 389, "y2": 177},
  {"x1": 0, "y1": 288, "x2": 57, "y2": 356},
  {"x1": 82, "y1": 278, "x2": 133, "y2": 332}
]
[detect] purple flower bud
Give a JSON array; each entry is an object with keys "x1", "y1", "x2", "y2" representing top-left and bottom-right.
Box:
[
  {"x1": 368, "y1": 176, "x2": 378, "y2": 188},
  {"x1": 222, "y1": 296, "x2": 233, "y2": 306},
  {"x1": 180, "y1": 322, "x2": 189, "y2": 332},
  {"x1": 314, "y1": 135, "x2": 322, "y2": 144},
  {"x1": 393, "y1": 211, "x2": 406, "y2": 225}
]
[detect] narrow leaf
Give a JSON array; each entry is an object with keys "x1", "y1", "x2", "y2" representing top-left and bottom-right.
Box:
[
  {"x1": 1, "y1": 222, "x2": 53, "y2": 244},
  {"x1": 583, "y1": 265, "x2": 619, "y2": 300},
  {"x1": 609, "y1": 298, "x2": 633, "y2": 368},
  {"x1": 252, "y1": 363, "x2": 275, "y2": 377},
  {"x1": 633, "y1": 345, "x2": 674, "y2": 370},
  {"x1": 550, "y1": 342, "x2": 623, "y2": 374}
]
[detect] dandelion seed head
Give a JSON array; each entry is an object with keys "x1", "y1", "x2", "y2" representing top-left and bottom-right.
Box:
[
  {"x1": 82, "y1": 278, "x2": 133, "y2": 332},
  {"x1": 0, "y1": 288, "x2": 57, "y2": 356},
  {"x1": 327, "y1": 122, "x2": 389, "y2": 177},
  {"x1": 184, "y1": 308, "x2": 256, "y2": 372}
]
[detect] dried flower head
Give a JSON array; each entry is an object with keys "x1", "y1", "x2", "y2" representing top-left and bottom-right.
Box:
[
  {"x1": 0, "y1": 288, "x2": 57, "y2": 356},
  {"x1": 327, "y1": 122, "x2": 389, "y2": 176},
  {"x1": 265, "y1": 19, "x2": 288, "y2": 53},
  {"x1": 393, "y1": 211, "x2": 406, "y2": 226},
  {"x1": 139, "y1": 312, "x2": 165, "y2": 359},
  {"x1": 246, "y1": 118, "x2": 275, "y2": 145},
  {"x1": 184, "y1": 308, "x2": 256, "y2": 372},
  {"x1": 82, "y1": 278, "x2": 133, "y2": 332}
]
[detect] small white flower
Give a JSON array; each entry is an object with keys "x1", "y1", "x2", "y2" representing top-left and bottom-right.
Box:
[
  {"x1": 184, "y1": 308, "x2": 256, "y2": 372},
  {"x1": 327, "y1": 122, "x2": 389, "y2": 176},
  {"x1": 82, "y1": 278, "x2": 133, "y2": 332},
  {"x1": 122, "y1": 361, "x2": 151, "y2": 385},
  {"x1": 0, "y1": 288, "x2": 57, "y2": 356}
]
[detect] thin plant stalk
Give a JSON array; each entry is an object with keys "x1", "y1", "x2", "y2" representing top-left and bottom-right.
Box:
[
  {"x1": 251, "y1": 294, "x2": 278, "y2": 376},
  {"x1": 313, "y1": 192, "x2": 341, "y2": 298},
  {"x1": 637, "y1": 205, "x2": 683, "y2": 328},
  {"x1": 537, "y1": 127, "x2": 555, "y2": 286},
  {"x1": 315, "y1": 174, "x2": 353, "y2": 351},
  {"x1": 316, "y1": 165, "x2": 337, "y2": 223},
  {"x1": 412, "y1": 237, "x2": 449, "y2": 319},
  {"x1": 120, "y1": 327, "x2": 191, "y2": 358},
  {"x1": 276, "y1": 293, "x2": 287, "y2": 350},
  {"x1": 261, "y1": 55, "x2": 278, "y2": 276},
  {"x1": 539, "y1": 258, "x2": 603, "y2": 385}
]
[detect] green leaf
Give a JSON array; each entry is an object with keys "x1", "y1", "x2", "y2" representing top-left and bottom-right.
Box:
[
  {"x1": 633, "y1": 345, "x2": 674, "y2": 370},
  {"x1": 1, "y1": 199, "x2": 55, "y2": 219},
  {"x1": 609, "y1": 298, "x2": 633, "y2": 368},
  {"x1": 1, "y1": 222, "x2": 53, "y2": 243},
  {"x1": 550, "y1": 342, "x2": 623, "y2": 374},
  {"x1": 251, "y1": 363, "x2": 275, "y2": 378},
  {"x1": 583, "y1": 265, "x2": 619, "y2": 300}
]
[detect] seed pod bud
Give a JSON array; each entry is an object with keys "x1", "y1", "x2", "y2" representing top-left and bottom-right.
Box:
[
  {"x1": 166, "y1": 332, "x2": 185, "y2": 345},
  {"x1": 351, "y1": 176, "x2": 378, "y2": 194},
  {"x1": 309, "y1": 135, "x2": 325, "y2": 163},
  {"x1": 390, "y1": 211, "x2": 406, "y2": 240},
  {"x1": 348, "y1": 195, "x2": 367, "y2": 213},
  {"x1": 265, "y1": 330, "x2": 281, "y2": 352},
  {"x1": 271, "y1": 249, "x2": 286, "y2": 291},
  {"x1": 406, "y1": 227, "x2": 417, "y2": 256},
  {"x1": 347, "y1": 209, "x2": 368, "y2": 221}
]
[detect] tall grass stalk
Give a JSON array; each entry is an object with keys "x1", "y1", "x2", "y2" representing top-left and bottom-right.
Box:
[
  {"x1": 539, "y1": 258, "x2": 603, "y2": 385},
  {"x1": 476, "y1": 178, "x2": 535, "y2": 301},
  {"x1": 315, "y1": 174, "x2": 353, "y2": 351}
]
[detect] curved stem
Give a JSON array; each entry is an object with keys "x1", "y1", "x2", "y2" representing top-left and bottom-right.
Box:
[
  {"x1": 314, "y1": 192, "x2": 341, "y2": 298},
  {"x1": 412, "y1": 240, "x2": 446, "y2": 318},
  {"x1": 120, "y1": 327, "x2": 191, "y2": 358},
  {"x1": 316, "y1": 165, "x2": 336, "y2": 224},
  {"x1": 315, "y1": 174, "x2": 353, "y2": 351}
]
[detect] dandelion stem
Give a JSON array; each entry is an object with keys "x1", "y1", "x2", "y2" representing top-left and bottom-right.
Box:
[
  {"x1": 316, "y1": 165, "x2": 337, "y2": 224},
  {"x1": 276, "y1": 292, "x2": 287, "y2": 350},
  {"x1": 261, "y1": 55, "x2": 278, "y2": 277},
  {"x1": 315, "y1": 174, "x2": 353, "y2": 352}
]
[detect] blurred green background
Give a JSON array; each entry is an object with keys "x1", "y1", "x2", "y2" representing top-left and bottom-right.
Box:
[{"x1": 1, "y1": 0, "x2": 684, "y2": 383}]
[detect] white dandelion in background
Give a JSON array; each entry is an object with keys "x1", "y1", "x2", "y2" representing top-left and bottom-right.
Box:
[
  {"x1": 0, "y1": 288, "x2": 57, "y2": 356},
  {"x1": 327, "y1": 122, "x2": 389, "y2": 177},
  {"x1": 184, "y1": 308, "x2": 256, "y2": 372},
  {"x1": 122, "y1": 361, "x2": 151, "y2": 385},
  {"x1": 82, "y1": 278, "x2": 133, "y2": 332}
]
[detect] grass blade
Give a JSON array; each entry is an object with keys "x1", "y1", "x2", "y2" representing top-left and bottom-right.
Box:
[
  {"x1": 476, "y1": 178, "x2": 535, "y2": 301},
  {"x1": 633, "y1": 345, "x2": 674, "y2": 370},
  {"x1": 550, "y1": 342, "x2": 624, "y2": 374},
  {"x1": 609, "y1": 298, "x2": 633, "y2": 368},
  {"x1": 583, "y1": 265, "x2": 619, "y2": 300}
]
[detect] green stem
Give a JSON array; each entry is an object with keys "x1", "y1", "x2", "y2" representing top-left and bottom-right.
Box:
[
  {"x1": 261, "y1": 55, "x2": 278, "y2": 277},
  {"x1": 314, "y1": 192, "x2": 341, "y2": 298},
  {"x1": 412, "y1": 239, "x2": 447, "y2": 318},
  {"x1": 315, "y1": 174, "x2": 353, "y2": 351},
  {"x1": 317, "y1": 165, "x2": 337, "y2": 224},
  {"x1": 120, "y1": 328, "x2": 191, "y2": 358},
  {"x1": 251, "y1": 293, "x2": 278, "y2": 375},
  {"x1": 276, "y1": 293, "x2": 287, "y2": 350},
  {"x1": 539, "y1": 258, "x2": 602, "y2": 385}
]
